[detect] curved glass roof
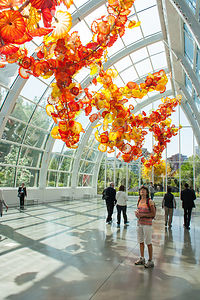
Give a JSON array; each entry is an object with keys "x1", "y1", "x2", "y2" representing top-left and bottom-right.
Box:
[{"x1": 0, "y1": 0, "x2": 200, "y2": 188}]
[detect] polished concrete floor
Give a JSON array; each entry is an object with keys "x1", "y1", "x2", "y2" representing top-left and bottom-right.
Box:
[{"x1": 0, "y1": 198, "x2": 200, "y2": 300}]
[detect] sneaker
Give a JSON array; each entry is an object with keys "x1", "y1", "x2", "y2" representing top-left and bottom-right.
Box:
[
  {"x1": 144, "y1": 260, "x2": 154, "y2": 268},
  {"x1": 124, "y1": 221, "x2": 129, "y2": 225},
  {"x1": 135, "y1": 257, "x2": 145, "y2": 265}
]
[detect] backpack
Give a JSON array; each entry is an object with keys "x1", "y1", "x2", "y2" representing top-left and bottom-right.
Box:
[
  {"x1": 102, "y1": 188, "x2": 109, "y2": 200},
  {"x1": 137, "y1": 198, "x2": 156, "y2": 219},
  {"x1": 147, "y1": 198, "x2": 156, "y2": 219}
]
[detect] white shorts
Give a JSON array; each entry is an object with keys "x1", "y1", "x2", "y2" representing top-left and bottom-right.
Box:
[{"x1": 137, "y1": 224, "x2": 153, "y2": 245}]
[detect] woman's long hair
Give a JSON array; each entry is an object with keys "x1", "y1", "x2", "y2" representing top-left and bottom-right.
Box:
[
  {"x1": 137, "y1": 185, "x2": 150, "y2": 207},
  {"x1": 119, "y1": 185, "x2": 125, "y2": 191}
]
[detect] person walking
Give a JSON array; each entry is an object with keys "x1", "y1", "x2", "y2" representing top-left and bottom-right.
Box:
[
  {"x1": 135, "y1": 186, "x2": 156, "y2": 268},
  {"x1": 0, "y1": 189, "x2": 8, "y2": 218},
  {"x1": 162, "y1": 187, "x2": 176, "y2": 227},
  {"x1": 116, "y1": 185, "x2": 129, "y2": 227},
  {"x1": 18, "y1": 183, "x2": 27, "y2": 211},
  {"x1": 149, "y1": 182, "x2": 155, "y2": 200},
  {"x1": 102, "y1": 182, "x2": 116, "y2": 224},
  {"x1": 181, "y1": 183, "x2": 196, "y2": 230}
]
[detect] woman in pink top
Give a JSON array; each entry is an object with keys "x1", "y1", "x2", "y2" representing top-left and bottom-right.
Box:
[{"x1": 135, "y1": 186, "x2": 156, "y2": 268}]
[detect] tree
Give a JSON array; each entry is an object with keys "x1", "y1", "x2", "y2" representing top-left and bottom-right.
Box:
[
  {"x1": 173, "y1": 155, "x2": 200, "y2": 188},
  {"x1": 0, "y1": 145, "x2": 33, "y2": 187},
  {"x1": 142, "y1": 160, "x2": 171, "y2": 184}
]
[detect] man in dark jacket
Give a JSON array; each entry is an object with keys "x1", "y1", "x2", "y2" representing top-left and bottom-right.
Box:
[
  {"x1": 18, "y1": 183, "x2": 27, "y2": 211},
  {"x1": 181, "y1": 183, "x2": 196, "y2": 230},
  {"x1": 102, "y1": 182, "x2": 116, "y2": 224}
]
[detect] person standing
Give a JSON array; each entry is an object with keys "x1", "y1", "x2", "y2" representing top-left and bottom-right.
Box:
[
  {"x1": 181, "y1": 183, "x2": 196, "y2": 230},
  {"x1": 162, "y1": 187, "x2": 176, "y2": 227},
  {"x1": 102, "y1": 182, "x2": 116, "y2": 224},
  {"x1": 149, "y1": 182, "x2": 155, "y2": 200},
  {"x1": 135, "y1": 186, "x2": 156, "y2": 268},
  {"x1": 0, "y1": 189, "x2": 8, "y2": 217},
  {"x1": 116, "y1": 185, "x2": 129, "y2": 227},
  {"x1": 18, "y1": 183, "x2": 27, "y2": 211}
]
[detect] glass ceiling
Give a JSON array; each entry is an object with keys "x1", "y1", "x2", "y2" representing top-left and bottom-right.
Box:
[{"x1": 0, "y1": 0, "x2": 200, "y2": 188}]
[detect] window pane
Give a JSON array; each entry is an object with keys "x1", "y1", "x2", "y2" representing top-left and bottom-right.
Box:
[
  {"x1": 60, "y1": 156, "x2": 73, "y2": 172},
  {"x1": 97, "y1": 158, "x2": 105, "y2": 194},
  {"x1": 195, "y1": 162, "x2": 200, "y2": 192},
  {"x1": 137, "y1": 6, "x2": 161, "y2": 37},
  {"x1": 135, "y1": 58, "x2": 153, "y2": 77},
  {"x1": 147, "y1": 41, "x2": 165, "y2": 55},
  {"x1": 20, "y1": 77, "x2": 48, "y2": 102},
  {"x1": 23, "y1": 126, "x2": 48, "y2": 148},
  {"x1": 62, "y1": 148, "x2": 75, "y2": 156},
  {"x1": 194, "y1": 91, "x2": 200, "y2": 111},
  {"x1": 38, "y1": 87, "x2": 52, "y2": 107},
  {"x1": 114, "y1": 57, "x2": 132, "y2": 73},
  {"x1": 16, "y1": 168, "x2": 39, "y2": 187},
  {"x1": 151, "y1": 53, "x2": 167, "y2": 71},
  {"x1": 30, "y1": 106, "x2": 53, "y2": 130},
  {"x1": 0, "y1": 86, "x2": 9, "y2": 110},
  {"x1": 0, "y1": 142, "x2": 20, "y2": 164},
  {"x1": 78, "y1": 174, "x2": 92, "y2": 187},
  {"x1": 58, "y1": 172, "x2": 71, "y2": 187},
  {"x1": 196, "y1": 48, "x2": 200, "y2": 82},
  {"x1": 2, "y1": 119, "x2": 26, "y2": 143},
  {"x1": 167, "y1": 159, "x2": 180, "y2": 193},
  {"x1": 184, "y1": 25, "x2": 194, "y2": 64},
  {"x1": 79, "y1": 160, "x2": 95, "y2": 174},
  {"x1": 181, "y1": 127, "x2": 193, "y2": 158},
  {"x1": 120, "y1": 66, "x2": 138, "y2": 83},
  {"x1": 185, "y1": 0, "x2": 196, "y2": 13},
  {"x1": 0, "y1": 64, "x2": 18, "y2": 88},
  {"x1": 47, "y1": 171, "x2": 57, "y2": 187},
  {"x1": 49, "y1": 154, "x2": 61, "y2": 170},
  {"x1": 11, "y1": 97, "x2": 36, "y2": 123},
  {"x1": 18, "y1": 147, "x2": 43, "y2": 168},
  {"x1": 0, "y1": 165, "x2": 16, "y2": 187},
  {"x1": 181, "y1": 162, "x2": 193, "y2": 187},
  {"x1": 128, "y1": 163, "x2": 139, "y2": 191},
  {"x1": 185, "y1": 74, "x2": 193, "y2": 95}
]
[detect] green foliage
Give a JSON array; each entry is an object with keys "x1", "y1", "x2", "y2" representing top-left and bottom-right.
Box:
[
  {"x1": 172, "y1": 155, "x2": 200, "y2": 189},
  {"x1": 97, "y1": 180, "x2": 105, "y2": 194},
  {"x1": 128, "y1": 192, "x2": 139, "y2": 196},
  {"x1": 97, "y1": 161, "x2": 139, "y2": 194},
  {"x1": 48, "y1": 181, "x2": 56, "y2": 187},
  {"x1": 154, "y1": 192, "x2": 180, "y2": 197}
]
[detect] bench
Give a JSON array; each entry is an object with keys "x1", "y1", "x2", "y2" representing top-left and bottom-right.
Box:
[
  {"x1": 61, "y1": 196, "x2": 74, "y2": 201},
  {"x1": 25, "y1": 198, "x2": 39, "y2": 206},
  {"x1": 83, "y1": 194, "x2": 94, "y2": 199}
]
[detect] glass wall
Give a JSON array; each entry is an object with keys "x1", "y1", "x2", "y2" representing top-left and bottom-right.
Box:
[
  {"x1": 0, "y1": 75, "x2": 53, "y2": 187},
  {"x1": 78, "y1": 136, "x2": 100, "y2": 187},
  {"x1": 97, "y1": 101, "x2": 200, "y2": 197},
  {"x1": 47, "y1": 141, "x2": 75, "y2": 187}
]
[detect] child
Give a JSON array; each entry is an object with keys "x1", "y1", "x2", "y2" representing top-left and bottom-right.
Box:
[{"x1": 135, "y1": 186, "x2": 156, "y2": 268}]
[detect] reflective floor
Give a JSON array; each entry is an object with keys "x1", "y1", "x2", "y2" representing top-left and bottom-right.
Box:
[{"x1": 0, "y1": 198, "x2": 200, "y2": 300}]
